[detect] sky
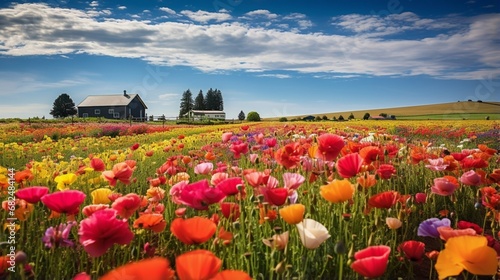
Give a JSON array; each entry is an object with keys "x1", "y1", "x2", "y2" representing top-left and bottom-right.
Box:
[{"x1": 0, "y1": 0, "x2": 499, "y2": 119}]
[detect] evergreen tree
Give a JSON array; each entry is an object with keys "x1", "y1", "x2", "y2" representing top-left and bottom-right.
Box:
[
  {"x1": 50, "y1": 93, "x2": 77, "y2": 118},
  {"x1": 194, "y1": 90, "x2": 205, "y2": 110},
  {"x1": 179, "y1": 89, "x2": 194, "y2": 118},
  {"x1": 363, "y1": 113, "x2": 371, "y2": 120},
  {"x1": 215, "y1": 89, "x2": 224, "y2": 111},
  {"x1": 204, "y1": 88, "x2": 217, "y2": 110},
  {"x1": 348, "y1": 113, "x2": 355, "y2": 120},
  {"x1": 238, "y1": 110, "x2": 245, "y2": 121}
]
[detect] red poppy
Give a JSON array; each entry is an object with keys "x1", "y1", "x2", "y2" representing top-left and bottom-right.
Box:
[
  {"x1": 315, "y1": 133, "x2": 344, "y2": 161},
  {"x1": 376, "y1": 164, "x2": 396, "y2": 179},
  {"x1": 336, "y1": 153, "x2": 363, "y2": 179},
  {"x1": 130, "y1": 143, "x2": 140, "y2": 151},
  {"x1": 359, "y1": 146, "x2": 383, "y2": 164},
  {"x1": 350, "y1": 245, "x2": 391, "y2": 278},
  {"x1": 230, "y1": 141, "x2": 249, "y2": 159},
  {"x1": 14, "y1": 169, "x2": 34, "y2": 187},
  {"x1": 266, "y1": 187, "x2": 288, "y2": 206},
  {"x1": 220, "y1": 202, "x2": 241, "y2": 221},
  {"x1": 275, "y1": 142, "x2": 306, "y2": 169},
  {"x1": 170, "y1": 217, "x2": 216, "y2": 245},
  {"x1": 211, "y1": 270, "x2": 252, "y2": 280},
  {"x1": 102, "y1": 162, "x2": 134, "y2": 187},
  {"x1": 368, "y1": 191, "x2": 399, "y2": 209},
  {"x1": 216, "y1": 177, "x2": 244, "y2": 196},
  {"x1": 461, "y1": 157, "x2": 488, "y2": 169},
  {"x1": 41, "y1": 190, "x2": 86, "y2": 215},
  {"x1": 399, "y1": 240, "x2": 425, "y2": 262},
  {"x1": 457, "y1": 220, "x2": 483, "y2": 234},
  {"x1": 175, "y1": 249, "x2": 222, "y2": 280},
  {"x1": 100, "y1": 257, "x2": 175, "y2": 280},
  {"x1": 15, "y1": 186, "x2": 49, "y2": 204},
  {"x1": 133, "y1": 213, "x2": 167, "y2": 233},
  {"x1": 90, "y1": 158, "x2": 105, "y2": 172}
]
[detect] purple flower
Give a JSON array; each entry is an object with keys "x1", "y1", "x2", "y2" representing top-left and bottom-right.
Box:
[
  {"x1": 42, "y1": 222, "x2": 77, "y2": 248},
  {"x1": 417, "y1": 218, "x2": 451, "y2": 238}
]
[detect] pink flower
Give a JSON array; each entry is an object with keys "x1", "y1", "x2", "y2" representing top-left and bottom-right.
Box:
[
  {"x1": 230, "y1": 141, "x2": 248, "y2": 159},
  {"x1": 376, "y1": 164, "x2": 396, "y2": 179},
  {"x1": 169, "y1": 180, "x2": 189, "y2": 204},
  {"x1": 216, "y1": 177, "x2": 244, "y2": 196},
  {"x1": 111, "y1": 193, "x2": 142, "y2": 219},
  {"x1": 179, "y1": 179, "x2": 226, "y2": 210},
  {"x1": 78, "y1": 208, "x2": 134, "y2": 257},
  {"x1": 437, "y1": 226, "x2": 477, "y2": 241},
  {"x1": 41, "y1": 190, "x2": 86, "y2": 215},
  {"x1": 221, "y1": 132, "x2": 233, "y2": 143},
  {"x1": 431, "y1": 177, "x2": 458, "y2": 196},
  {"x1": 265, "y1": 138, "x2": 277, "y2": 148},
  {"x1": 315, "y1": 133, "x2": 345, "y2": 161},
  {"x1": 283, "y1": 173, "x2": 305, "y2": 192},
  {"x1": 194, "y1": 162, "x2": 214, "y2": 175},
  {"x1": 336, "y1": 153, "x2": 363, "y2": 179},
  {"x1": 249, "y1": 154, "x2": 259, "y2": 163},
  {"x1": 211, "y1": 172, "x2": 229, "y2": 186},
  {"x1": 102, "y1": 162, "x2": 134, "y2": 187},
  {"x1": 414, "y1": 193, "x2": 427, "y2": 204},
  {"x1": 425, "y1": 158, "x2": 449, "y2": 171},
  {"x1": 460, "y1": 170, "x2": 482, "y2": 186},
  {"x1": 15, "y1": 186, "x2": 49, "y2": 204}
]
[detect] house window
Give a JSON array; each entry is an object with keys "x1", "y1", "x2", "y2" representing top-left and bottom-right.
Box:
[
  {"x1": 82, "y1": 113, "x2": 88, "y2": 118},
  {"x1": 94, "y1": 109, "x2": 100, "y2": 115},
  {"x1": 109, "y1": 109, "x2": 114, "y2": 114},
  {"x1": 114, "y1": 112, "x2": 120, "y2": 118}
]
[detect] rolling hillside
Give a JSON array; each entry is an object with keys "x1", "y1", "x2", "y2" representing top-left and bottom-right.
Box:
[{"x1": 268, "y1": 101, "x2": 500, "y2": 120}]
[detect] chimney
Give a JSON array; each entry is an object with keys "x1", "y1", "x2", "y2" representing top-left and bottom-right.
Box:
[{"x1": 123, "y1": 90, "x2": 127, "y2": 96}]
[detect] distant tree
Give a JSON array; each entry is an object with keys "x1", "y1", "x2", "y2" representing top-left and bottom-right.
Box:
[
  {"x1": 315, "y1": 116, "x2": 321, "y2": 121},
  {"x1": 332, "y1": 116, "x2": 337, "y2": 121},
  {"x1": 322, "y1": 115, "x2": 329, "y2": 121},
  {"x1": 204, "y1": 88, "x2": 217, "y2": 110},
  {"x1": 50, "y1": 93, "x2": 77, "y2": 118},
  {"x1": 215, "y1": 89, "x2": 224, "y2": 111},
  {"x1": 338, "y1": 115, "x2": 345, "y2": 121},
  {"x1": 348, "y1": 113, "x2": 355, "y2": 120},
  {"x1": 238, "y1": 110, "x2": 245, "y2": 121},
  {"x1": 279, "y1": 117, "x2": 288, "y2": 122},
  {"x1": 379, "y1": 113, "x2": 388, "y2": 118},
  {"x1": 179, "y1": 89, "x2": 194, "y2": 118},
  {"x1": 194, "y1": 90, "x2": 205, "y2": 110},
  {"x1": 363, "y1": 113, "x2": 371, "y2": 120},
  {"x1": 247, "y1": 111, "x2": 261, "y2": 122}
]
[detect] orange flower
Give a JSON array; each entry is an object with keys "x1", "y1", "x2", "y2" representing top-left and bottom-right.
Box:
[
  {"x1": 211, "y1": 270, "x2": 252, "y2": 280},
  {"x1": 320, "y1": 179, "x2": 355, "y2": 203},
  {"x1": 133, "y1": 214, "x2": 167, "y2": 233},
  {"x1": 279, "y1": 203, "x2": 305, "y2": 225},
  {"x1": 359, "y1": 146, "x2": 383, "y2": 164},
  {"x1": 100, "y1": 257, "x2": 175, "y2": 280},
  {"x1": 170, "y1": 217, "x2": 216, "y2": 245},
  {"x1": 175, "y1": 249, "x2": 222, "y2": 280},
  {"x1": 356, "y1": 172, "x2": 377, "y2": 188}
]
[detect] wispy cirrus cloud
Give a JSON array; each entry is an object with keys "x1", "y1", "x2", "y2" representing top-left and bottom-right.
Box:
[{"x1": 0, "y1": 4, "x2": 499, "y2": 80}]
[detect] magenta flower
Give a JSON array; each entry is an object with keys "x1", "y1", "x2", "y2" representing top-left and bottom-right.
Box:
[
  {"x1": 78, "y1": 208, "x2": 134, "y2": 257},
  {"x1": 216, "y1": 177, "x2": 244, "y2": 196},
  {"x1": 15, "y1": 186, "x2": 49, "y2": 204},
  {"x1": 431, "y1": 177, "x2": 458, "y2": 196},
  {"x1": 41, "y1": 190, "x2": 86, "y2": 215},
  {"x1": 336, "y1": 153, "x2": 363, "y2": 179},
  {"x1": 230, "y1": 141, "x2": 248, "y2": 159},
  {"x1": 179, "y1": 179, "x2": 226, "y2": 210}
]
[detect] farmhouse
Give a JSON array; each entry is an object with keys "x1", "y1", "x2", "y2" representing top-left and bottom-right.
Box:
[
  {"x1": 77, "y1": 91, "x2": 147, "y2": 120},
  {"x1": 186, "y1": 110, "x2": 225, "y2": 121}
]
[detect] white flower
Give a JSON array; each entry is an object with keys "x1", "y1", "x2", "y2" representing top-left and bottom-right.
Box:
[{"x1": 296, "y1": 219, "x2": 330, "y2": 249}]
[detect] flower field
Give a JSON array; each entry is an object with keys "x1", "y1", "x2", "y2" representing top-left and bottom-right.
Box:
[{"x1": 0, "y1": 120, "x2": 499, "y2": 279}]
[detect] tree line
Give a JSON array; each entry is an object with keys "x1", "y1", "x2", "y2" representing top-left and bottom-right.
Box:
[{"x1": 179, "y1": 88, "x2": 224, "y2": 118}]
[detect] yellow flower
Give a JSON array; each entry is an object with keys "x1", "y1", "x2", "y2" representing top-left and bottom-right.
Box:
[
  {"x1": 320, "y1": 179, "x2": 355, "y2": 203},
  {"x1": 435, "y1": 235, "x2": 497, "y2": 279},
  {"x1": 54, "y1": 173, "x2": 77, "y2": 191},
  {"x1": 279, "y1": 203, "x2": 305, "y2": 225},
  {"x1": 91, "y1": 188, "x2": 113, "y2": 204}
]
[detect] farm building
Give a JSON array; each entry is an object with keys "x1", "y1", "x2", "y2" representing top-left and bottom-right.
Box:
[
  {"x1": 186, "y1": 110, "x2": 225, "y2": 120},
  {"x1": 77, "y1": 91, "x2": 148, "y2": 120}
]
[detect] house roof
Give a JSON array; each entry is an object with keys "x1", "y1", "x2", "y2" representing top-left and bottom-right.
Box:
[
  {"x1": 77, "y1": 94, "x2": 148, "y2": 109},
  {"x1": 190, "y1": 110, "x2": 225, "y2": 114}
]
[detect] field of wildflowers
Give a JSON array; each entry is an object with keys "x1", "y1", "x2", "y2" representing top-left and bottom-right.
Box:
[{"x1": 0, "y1": 120, "x2": 499, "y2": 279}]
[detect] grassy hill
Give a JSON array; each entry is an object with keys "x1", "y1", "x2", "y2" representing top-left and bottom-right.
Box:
[{"x1": 267, "y1": 100, "x2": 500, "y2": 121}]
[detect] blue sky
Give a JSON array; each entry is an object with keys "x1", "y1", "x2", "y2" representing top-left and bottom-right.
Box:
[{"x1": 0, "y1": 0, "x2": 498, "y2": 119}]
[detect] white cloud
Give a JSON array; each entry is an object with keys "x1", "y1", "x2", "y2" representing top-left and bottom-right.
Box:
[
  {"x1": 0, "y1": 4, "x2": 498, "y2": 80},
  {"x1": 180, "y1": 10, "x2": 231, "y2": 23},
  {"x1": 257, "y1": 74, "x2": 291, "y2": 79},
  {"x1": 159, "y1": 7, "x2": 176, "y2": 15},
  {"x1": 89, "y1": 1, "x2": 99, "y2": 7},
  {"x1": 158, "y1": 93, "x2": 179, "y2": 100},
  {"x1": 118, "y1": 6, "x2": 127, "y2": 10},
  {"x1": 244, "y1": 10, "x2": 278, "y2": 19}
]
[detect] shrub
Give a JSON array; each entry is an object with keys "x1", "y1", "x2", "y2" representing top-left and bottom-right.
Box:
[{"x1": 247, "y1": 111, "x2": 261, "y2": 122}]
